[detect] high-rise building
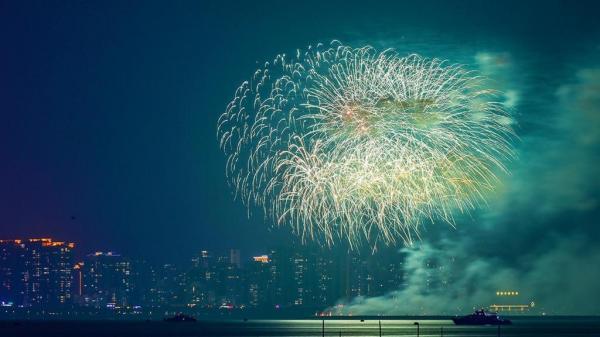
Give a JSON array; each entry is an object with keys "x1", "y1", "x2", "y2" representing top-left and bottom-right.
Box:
[
  {"x1": 187, "y1": 251, "x2": 214, "y2": 307},
  {"x1": 25, "y1": 239, "x2": 74, "y2": 308},
  {"x1": 211, "y1": 254, "x2": 239, "y2": 306},
  {"x1": 72, "y1": 262, "x2": 84, "y2": 301},
  {"x1": 0, "y1": 240, "x2": 26, "y2": 306},
  {"x1": 347, "y1": 255, "x2": 370, "y2": 298},
  {"x1": 246, "y1": 255, "x2": 270, "y2": 307},
  {"x1": 313, "y1": 254, "x2": 335, "y2": 306},
  {"x1": 268, "y1": 248, "x2": 291, "y2": 307},
  {"x1": 81, "y1": 252, "x2": 131, "y2": 308},
  {"x1": 44, "y1": 240, "x2": 75, "y2": 307},
  {"x1": 153, "y1": 263, "x2": 186, "y2": 307},
  {"x1": 129, "y1": 259, "x2": 160, "y2": 308},
  {"x1": 0, "y1": 238, "x2": 74, "y2": 308},
  {"x1": 292, "y1": 252, "x2": 309, "y2": 305},
  {"x1": 2, "y1": 242, "x2": 411, "y2": 314}
]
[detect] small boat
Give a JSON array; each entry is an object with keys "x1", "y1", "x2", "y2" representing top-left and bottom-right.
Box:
[
  {"x1": 164, "y1": 313, "x2": 197, "y2": 322},
  {"x1": 452, "y1": 309, "x2": 511, "y2": 325}
]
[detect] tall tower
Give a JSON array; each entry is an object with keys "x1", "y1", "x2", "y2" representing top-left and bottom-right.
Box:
[
  {"x1": 0, "y1": 240, "x2": 26, "y2": 306},
  {"x1": 81, "y1": 252, "x2": 131, "y2": 308},
  {"x1": 23, "y1": 239, "x2": 74, "y2": 308}
]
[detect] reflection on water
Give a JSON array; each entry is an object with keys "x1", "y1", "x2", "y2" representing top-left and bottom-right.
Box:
[{"x1": 2, "y1": 318, "x2": 600, "y2": 337}]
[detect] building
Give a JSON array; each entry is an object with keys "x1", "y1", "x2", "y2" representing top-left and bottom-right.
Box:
[
  {"x1": 268, "y1": 248, "x2": 292, "y2": 307},
  {"x1": 292, "y1": 252, "x2": 309, "y2": 305},
  {"x1": 0, "y1": 238, "x2": 74, "y2": 308},
  {"x1": 246, "y1": 255, "x2": 270, "y2": 307},
  {"x1": 313, "y1": 254, "x2": 335, "y2": 306},
  {"x1": 44, "y1": 240, "x2": 75, "y2": 307},
  {"x1": 129, "y1": 259, "x2": 160, "y2": 308},
  {"x1": 214, "y1": 254, "x2": 242, "y2": 306},
  {"x1": 0, "y1": 240, "x2": 26, "y2": 307}
]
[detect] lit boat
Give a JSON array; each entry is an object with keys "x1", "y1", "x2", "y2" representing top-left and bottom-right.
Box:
[
  {"x1": 452, "y1": 309, "x2": 511, "y2": 325},
  {"x1": 164, "y1": 313, "x2": 197, "y2": 322}
]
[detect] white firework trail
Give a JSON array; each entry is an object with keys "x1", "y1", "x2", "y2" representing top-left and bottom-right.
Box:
[{"x1": 218, "y1": 41, "x2": 515, "y2": 249}]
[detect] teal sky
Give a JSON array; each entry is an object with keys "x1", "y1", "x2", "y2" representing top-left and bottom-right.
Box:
[{"x1": 1, "y1": 0, "x2": 599, "y2": 314}]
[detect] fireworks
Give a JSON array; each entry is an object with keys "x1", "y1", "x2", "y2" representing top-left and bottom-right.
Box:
[{"x1": 218, "y1": 41, "x2": 515, "y2": 248}]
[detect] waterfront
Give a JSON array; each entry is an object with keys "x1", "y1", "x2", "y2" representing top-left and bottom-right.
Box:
[{"x1": 1, "y1": 318, "x2": 600, "y2": 337}]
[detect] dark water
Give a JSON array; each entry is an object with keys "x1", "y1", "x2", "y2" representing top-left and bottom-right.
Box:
[{"x1": 2, "y1": 318, "x2": 600, "y2": 337}]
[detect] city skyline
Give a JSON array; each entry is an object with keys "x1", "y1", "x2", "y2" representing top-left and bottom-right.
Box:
[
  {"x1": 2, "y1": 236, "x2": 543, "y2": 319},
  {"x1": 0, "y1": 237, "x2": 414, "y2": 317}
]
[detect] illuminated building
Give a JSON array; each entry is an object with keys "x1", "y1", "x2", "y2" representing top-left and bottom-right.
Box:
[
  {"x1": 187, "y1": 250, "x2": 217, "y2": 306},
  {"x1": 246, "y1": 254, "x2": 270, "y2": 307},
  {"x1": 292, "y1": 252, "x2": 309, "y2": 305},
  {"x1": 0, "y1": 238, "x2": 74, "y2": 308},
  {"x1": 216, "y1": 254, "x2": 243, "y2": 306},
  {"x1": 267, "y1": 248, "x2": 292, "y2": 307},
  {"x1": 342, "y1": 248, "x2": 408, "y2": 300},
  {"x1": 186, "y1": 249, "x2": 244, "y2": 308},
  {"x1": 128, "y1": 259, "x2": 160, "y2": 308},
  {"x1": 386, "y1": 257, "x2": 408, "y2": 293},
  {"x1": 73, "y1": 262, "x2": 84, "y2": 298},
  {"x1": 0, "y1": 240, "x2": 26, "y2": 306},
  {"x1": 213, "y1": 250, "x2": 244, "y2": 307},
  {"x1": 152, "y1": 263, "x2": 187, "y2": 307},
  {"x1": 81, "y1": 252, "x2": 131, "y2": 308},
  {"x1": 2, "y1": 243, "x2": 416, "y2": 313},
  {"x1": 347, "y1": 255, "x2": 369, "y2": 298},
  {"x1": 252, "y1": 255, "x2": 269, "y2": 263},
  {"x1": 313, "y1": 255, "x2": 335, "y2": 306},
  {"x1": 27, "y1": 239, "x2": 75, "y2": 307}
]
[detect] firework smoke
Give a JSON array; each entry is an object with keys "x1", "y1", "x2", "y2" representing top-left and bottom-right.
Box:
[{"x1": 218, "y1": 41, "x2": 514, "y2": 248}]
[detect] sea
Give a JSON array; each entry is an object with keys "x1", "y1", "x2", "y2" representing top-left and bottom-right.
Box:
[{"x1": 1, "y1": 318, "x2": 600, "y2": 337}]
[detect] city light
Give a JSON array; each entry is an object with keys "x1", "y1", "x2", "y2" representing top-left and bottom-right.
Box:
[
  {"x1": 496, "y1": 290, "x2": 520, "y2": 296},
  {"x1": 0, "y1": 239, "x2": 541, "y2": 318},
  {"x1": 252, "y1": 255, "x2": 270, "y2": 263}
]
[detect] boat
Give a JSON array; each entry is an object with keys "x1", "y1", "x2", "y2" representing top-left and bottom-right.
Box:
[
  {"x1": 164, "y1": 313, "x2": 197, "y2": 322},
  {"x1": 452, "y1": 309, "x2": 511, "y2": 325}
]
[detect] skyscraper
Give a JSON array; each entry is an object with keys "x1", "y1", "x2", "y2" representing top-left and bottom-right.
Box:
[
  {"x1": 0, "y1": 238, "x2": 74, "y2": 308},
  {"x1": 246, "y1": 255, "x2": 270, "y2": 307},
  {"x1": 0, "y1": 240, "x2": 26, "y2": 306},
  {"x1": 229, "y1": 249, "x2": 241, "y2": 269},
  {"x1": 81, "y1": 252, "x2": 131, "y2": 308},
  {"x1": 292, "y1": 252, "x2": 308, "y2": 305},
  {"x1": 313, "y1": 254, "x2": 335, "y2": 306}
]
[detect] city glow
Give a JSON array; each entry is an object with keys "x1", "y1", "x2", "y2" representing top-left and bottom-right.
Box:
[
  {"x1": 253, "y1": 255, "x2": 270, "y2": 263},
  {"x1": 218, "y1": 41, "x2": 515, "y2": 248}
]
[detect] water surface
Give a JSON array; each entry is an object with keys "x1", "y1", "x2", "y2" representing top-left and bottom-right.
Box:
[{"x1": 2, "y1": 318, "x2": 600, "y2": 337}]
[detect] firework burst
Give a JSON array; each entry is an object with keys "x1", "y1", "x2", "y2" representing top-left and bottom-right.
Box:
[{"x1": 218, "y1": 41, "x2": 515, "y2": 248}]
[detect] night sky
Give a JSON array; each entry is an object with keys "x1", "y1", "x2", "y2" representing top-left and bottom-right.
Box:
[{"x1": 1, "y1": 0, "x2": 600, "y2": 314}]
